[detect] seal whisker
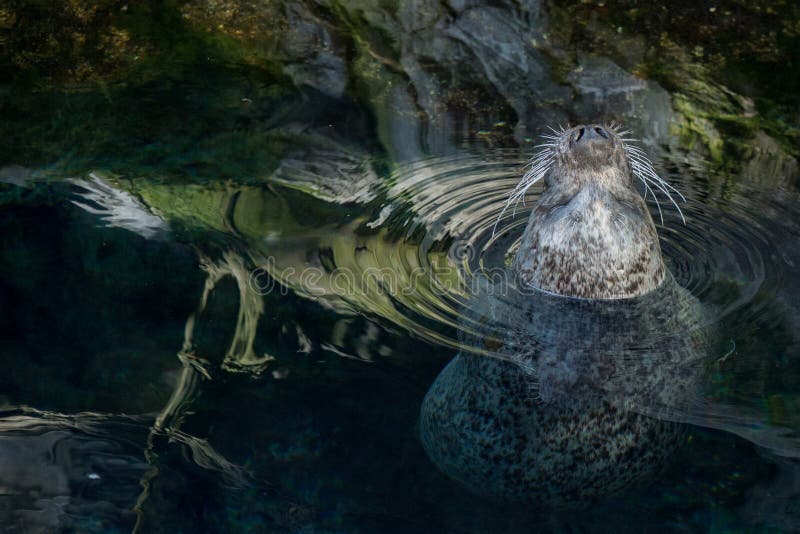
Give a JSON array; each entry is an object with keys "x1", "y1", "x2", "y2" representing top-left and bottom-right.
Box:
[
  {"x1": 628, "y1": 156, "x2": 687, "y2": 207},
  {"x1": 627, "y1": 149, "x2": 659, "y2": 164},
  {"x1": 618, "y1": 215, "x2": 634, "y2": 245},
  {"x1": 520, "y1": 157, "x2": 553, "y2": 181},
  {"x1": 638, "y1": 172, "x2": 686, "y2": 224},
  {"x1": 624, "y1": 142, "x2": 687, "y2": 224},
  {"x1": 624, "y1": 143, "x2": 646, "y2": 152},
  {"x1": 614, "y1": 218, "x2": 634, "y2": 250},
  {"x1": 523, "y1": 157, "x2": 554, "y2": 175},
  {"x1": 492, "y1": 151, "x2": 553, "y2": 236},
  {"x1": 631, "y1": 162, "x2": 687, "y2": 202},
  {"x1": 639, "y1": 177, "x2": 664, "y2": 224},
  {"x1": 510, "y1": 166, "x2": 551, "y2": 201},
  {"x1": 509, "y1": 157, "x2": 552, "y2": 192},
  {"x1": 512, "y1": 191, "x2": 526, "y2": 216},
  {"x1": 649, "y1": 181, "x2": 686, "y2": 224},
  {"x1": 513, "y1": 162, "x2": 551, "y2": 209}
]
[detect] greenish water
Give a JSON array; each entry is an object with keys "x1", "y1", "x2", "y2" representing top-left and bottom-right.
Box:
[{"x1": 1, "y1": 1, "x2": 800, "y2": 532}]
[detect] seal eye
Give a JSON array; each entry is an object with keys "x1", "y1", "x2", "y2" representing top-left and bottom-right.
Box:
[
  {"x1": 574, "y1": 127, "x2": 585, "y2": 143},
  {"x1": 595, "y1": 127, "x2": 609, "y2": 139}
]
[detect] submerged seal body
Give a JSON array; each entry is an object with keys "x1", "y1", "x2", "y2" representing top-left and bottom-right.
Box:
[{"x1": 420, "y1": 124, "x2": 706, "y2": 505}]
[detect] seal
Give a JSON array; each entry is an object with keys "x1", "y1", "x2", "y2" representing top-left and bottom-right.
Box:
[{"x1": 419, "y1": 124, "x2": 706, "y2": 506}]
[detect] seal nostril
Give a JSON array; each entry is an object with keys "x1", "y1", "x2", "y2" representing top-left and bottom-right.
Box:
[
  {"x1": 575, "y1": 127, "x2": 585, "y2": 143},
  {"x1": 595, "y1": 127, "x2": 608, "y2": 139}
]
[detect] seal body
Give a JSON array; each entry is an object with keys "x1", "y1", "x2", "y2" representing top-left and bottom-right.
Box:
[
  {"x1": 420, "y1": 124, "x2": 706, "y2": 506},
  {"x1": 420, "y1": 278, "x2": 704, "y2": 505}
]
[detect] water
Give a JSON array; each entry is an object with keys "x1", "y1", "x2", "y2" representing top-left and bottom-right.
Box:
[{"x1": 2, "y1": 2, "x2": 800, "y2": 532}]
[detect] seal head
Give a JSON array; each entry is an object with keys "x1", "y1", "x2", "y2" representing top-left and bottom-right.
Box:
[{"x1": 514, "y1": 124, "x2": 666, "y2": 299}]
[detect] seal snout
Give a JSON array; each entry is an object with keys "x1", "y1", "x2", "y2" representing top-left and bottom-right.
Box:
[{"x1": 569, "y1": 124, "x2": 611, "y2": 148}]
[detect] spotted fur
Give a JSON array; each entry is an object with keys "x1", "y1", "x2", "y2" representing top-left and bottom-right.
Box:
[
  {"x1": 420, "y1": 124, "x2": 705, "y2": 506},
  {"x1": 513, "y1": 124, "x2": 666, "y2": 299}
]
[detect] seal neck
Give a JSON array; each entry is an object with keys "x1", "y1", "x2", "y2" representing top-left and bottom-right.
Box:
[{"x1": 513, "y1": 182, "x2": 666, "y2": 299}]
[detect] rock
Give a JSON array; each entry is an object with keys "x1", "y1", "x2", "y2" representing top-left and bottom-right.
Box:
[
  {"x1": 445, "y1": 5, "x2": 570, "y2": 141},
  {"x1": 568, "y1": 55, "x2": 675, "y2": 146},
  {"x1": 282, "y1": 3, "x2": 348, "y2": 98},
  {"x1": 740, "y1": 131, "x2": 799, "y2": 186}
]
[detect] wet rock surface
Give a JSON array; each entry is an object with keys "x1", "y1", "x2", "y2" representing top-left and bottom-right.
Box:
[{"x1": 0, "y1": 0, "x2": 796, "y2": 180}]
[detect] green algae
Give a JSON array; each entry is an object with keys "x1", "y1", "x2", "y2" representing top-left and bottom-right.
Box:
[{"x1": 547, "y1": 0, "x2": 798, "y2": 175}]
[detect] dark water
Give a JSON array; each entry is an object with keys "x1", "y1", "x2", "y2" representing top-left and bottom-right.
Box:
[{"x1": 2, "y1": 1, "x2": 800, "y2": 532}]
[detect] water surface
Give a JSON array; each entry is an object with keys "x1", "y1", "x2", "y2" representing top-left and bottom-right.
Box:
[{"x1": 1, "y1": 1, "x2": 799, "y2": 531}]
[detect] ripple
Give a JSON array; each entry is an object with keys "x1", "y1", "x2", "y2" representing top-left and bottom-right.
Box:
[
  {"x1": 249, "y1": 150, "x2": 795, "y2": 357},
  {"x1": 0, "y1": 408, "x2": 151, "y2": 531},
  {"x1": 313, "y1": 151, "x2": 786, "y2": 349},
  {"x1": 254, "y1": 149, "x2": 800, "y2": 456}
]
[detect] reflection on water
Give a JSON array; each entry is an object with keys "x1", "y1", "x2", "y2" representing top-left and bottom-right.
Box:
[
  {"x1": 2, "y1": 138, "x2": 800, "y2": 529},
  {"x1": 0, "y1": 408, "x2": 151, "y2": 532}
]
